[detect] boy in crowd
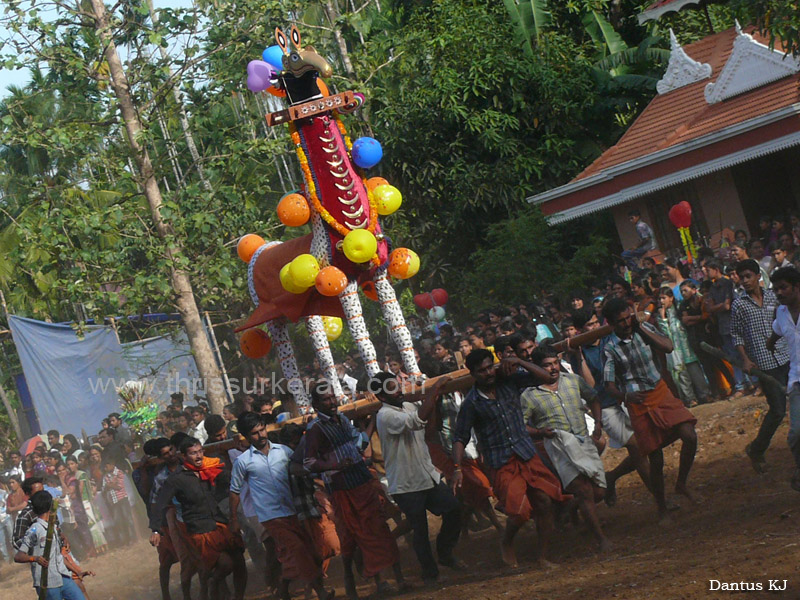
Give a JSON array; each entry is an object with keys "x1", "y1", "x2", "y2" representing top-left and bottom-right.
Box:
[{"x1": 15, "y1": 490, "x2": 94, "y2": 599}]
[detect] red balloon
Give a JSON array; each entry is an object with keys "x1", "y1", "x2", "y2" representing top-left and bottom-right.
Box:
[
  {"x1": 413, "y1": 293, "x2": 434, "y2": 311},
  {"x1": 430, "y1": 288, "x2": 449, "y2": 306},
  {"x1": 668, "y1": 201, "x2": 692, "y2": 229}
]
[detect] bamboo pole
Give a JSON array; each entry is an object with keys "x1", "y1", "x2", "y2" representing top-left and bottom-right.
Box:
[{"x1": 38, "y1": 499, "x2": 59, "y2": 600}]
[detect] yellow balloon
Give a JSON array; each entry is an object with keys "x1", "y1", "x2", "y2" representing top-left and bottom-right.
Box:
[
  {"x1": 289, "y1": 254, "x2": 320, "y2": 289},
  {"x1": 322, "y1": 316, "x2": 343, "y2": 341},
  {"x1": 280, "y1": 263, "x2": 306, "y2": 294},
  {"x1": 373, "y1": 184, "x2": 402, "y2": 216},
  {"x1": 342, "y1": 229, "x2": 377, "y2": 263}
]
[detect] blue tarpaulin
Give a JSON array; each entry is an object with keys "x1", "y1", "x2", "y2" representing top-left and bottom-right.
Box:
[{"x1": 8, "y1": 315, "x2": 199, "y2": 436}]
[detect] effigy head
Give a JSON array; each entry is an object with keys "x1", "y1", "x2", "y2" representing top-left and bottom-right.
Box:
[{"x1": 274, "y1": 26, "x2": 332, "y2": 104}]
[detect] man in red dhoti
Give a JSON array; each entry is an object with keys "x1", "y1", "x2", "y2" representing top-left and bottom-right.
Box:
[
  {"x1": 452, "y1": 350, "x2": 567, "y2": 569},
  {"x1": 304, "y1": 382, "x2": 405, "y2": 600},
  {"x1": 602, "y1": 297, "x2": 698, "y2": 522}
]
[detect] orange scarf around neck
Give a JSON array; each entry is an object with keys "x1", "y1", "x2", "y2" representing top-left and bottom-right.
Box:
[{"x1": 184, "y1": 456, "x2": 223, "y2": 485}]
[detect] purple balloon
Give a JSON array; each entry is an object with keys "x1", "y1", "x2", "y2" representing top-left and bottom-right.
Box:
[{"x1": 247, "y1": 60, "x2": 277, "y2": 93}]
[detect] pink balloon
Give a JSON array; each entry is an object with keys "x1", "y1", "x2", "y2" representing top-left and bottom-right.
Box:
[{"x1": 247, "y1": 60, "x2": 277, "y2": 93}]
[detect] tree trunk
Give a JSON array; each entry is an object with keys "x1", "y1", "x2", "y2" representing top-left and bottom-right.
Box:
[
  {"x1": 89, "y1": 0, "x2": 226, "y2": 414},
  {"x1": 0, "y1": 380, "x2": 22, "y2": 441},
  {"x1": 324, "y1": 0, "x2": 356, "y2": 77},
  {"x1": 145, "y1": 0, "x2": 212, "y2": 191}
]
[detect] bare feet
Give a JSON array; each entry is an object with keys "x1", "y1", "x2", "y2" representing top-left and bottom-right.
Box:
[
  {"x1": 500, "y1": 539, "x2": 518, "y2": 569},
  {"x1": 745, "y1": 443, "x2": 768, "y2": 474},
  {"x1": 538, "y1": 559, "x2": 559, "y2": 571},
  {"x1": 674, "y1": 483, "x2": 702, "y2": 504}
]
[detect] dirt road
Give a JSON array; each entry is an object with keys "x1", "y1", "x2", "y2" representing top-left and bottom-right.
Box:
[{"x1": 3, "y1": 392, "x2": 798, "y2": 599}]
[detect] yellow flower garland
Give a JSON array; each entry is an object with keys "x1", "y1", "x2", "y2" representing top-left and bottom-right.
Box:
[{"x1": 290, "y1": 117, "x2": 380, "y2": 265}]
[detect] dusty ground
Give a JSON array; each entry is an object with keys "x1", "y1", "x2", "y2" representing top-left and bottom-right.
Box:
[{"x1": 3, "y1": 392, "x2": 800, "y2": 600}]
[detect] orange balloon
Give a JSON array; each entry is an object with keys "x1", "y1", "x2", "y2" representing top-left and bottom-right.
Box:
[
  {"x1": 315, "y1": 266, "x2": 348, "y2": 296},
  {"x1": 317, "y1": 79, "x2": 330, "y2": 97},
  {"x1": 361, "y1": 280, "x2": 379, "y2": 301},
  {"x1": 387, "y1": 248, "x2": 420, "y2": 279},
  {"x1": 277, "y1": 193, "x2": 310, "y2": 227},
  {"x1": 366, "y1": 177, "x2": 389, "y2": 192},
  {"x1": 237, "y1": 233, "x2": 266, "y2": 262},
  {"x1": 239, "y1": 328, "x2": 272, "y2": 359}
]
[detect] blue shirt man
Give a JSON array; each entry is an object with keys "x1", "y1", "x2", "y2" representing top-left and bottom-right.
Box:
[{"x1": 230, "y1": 442, "x2": 295, "y2": 524}]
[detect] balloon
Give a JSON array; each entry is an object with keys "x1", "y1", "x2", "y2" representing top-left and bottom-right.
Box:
[
  {"x1": 366, "y1": 177, "x2": 389, "y2": 192},
  {"x1": 342, "y1": 229, "x2": 377, "y2": 263},
  {"x1": 373, "y1": 184, "x2": 402, "y2": 216},
  {"x1": 237, "y1": 233, "x2": 265, "y2": 262},
  {"x1": 315, "y1": 266, "x2": 348, "y2": 296},
  {"x1": 280, "y1": 263, "x2": 306, "y2": 294},
  {"x1": 413, "y1": 293, "x2": 434, "y2": 311},
  {"x1": 668, "y1": 201, "x2": 692, "y2": 229},
  {"x1": 387, "y1": 248, "x2": 420, "y2": 279},
  {"x1": 430, "y1": 288, "x2": 449, "y2": 306},
  {"x1": 247, "y1": 60, "x2": 277, "y2": 93},
  {"x1": 262, "y1": 45, "x2": 284, "y2": 70},
  {"x1": 361, "y1": 280, "x2": 379, "y2": 301},
  {"x1": 351, "y1": 137, "x2": 383, "y2": 169},
  {"x1": 277, "y1": 193, "x2": 310, "y2": 227},
  {"x1": 321, "y1": 316, "x2": 343, "y2": 341},
  {"x1": 239, "y1": 328, "x2": 272, "y2": 359},
  {"x1": 289, "y1": 254, "x2": 320, "y2": 289},
  {"x1": 429, "y1": 306, "x2": 446, "y2": 321}
]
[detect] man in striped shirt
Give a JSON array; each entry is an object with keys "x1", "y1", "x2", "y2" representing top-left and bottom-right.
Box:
[
  {"x1": 305, "y1": 382, "x2": 405, "y2": 599},
  {"x1": 731, "y1": 259, "x2": 790, "y2": 473},
  {"x1": 603, "y1": 297, "x2": 698, "y2": 522}
]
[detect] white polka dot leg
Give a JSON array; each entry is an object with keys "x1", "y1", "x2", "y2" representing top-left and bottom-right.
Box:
[
  {"x1": 266, "y1": 318, "x2": 310, "y2": 407},
  {"x1": 373, "y1": 271, "x2": 424, "y2": 379},
  {"x1": 305, "y1": 315, "x2": 347, "y2": 404},
  {"x1": 339, "y1": 279, "x2": 380, "y2": 378}
]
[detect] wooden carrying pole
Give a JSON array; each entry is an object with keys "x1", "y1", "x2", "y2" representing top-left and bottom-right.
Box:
[
  {"x1": 38, "y1": 499, "x2": 59, "y2": 600},
  {"x1": 132, "y1": 328, "x2": 615, "y2": 468}
]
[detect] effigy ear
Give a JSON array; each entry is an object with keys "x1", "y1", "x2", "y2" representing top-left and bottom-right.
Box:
[
  {"x1": 275, "y1": 27, "x2": 290, "y2": 54},
  {"x1": 289, "y1": 25, "x2": 302, "y2": 50}
]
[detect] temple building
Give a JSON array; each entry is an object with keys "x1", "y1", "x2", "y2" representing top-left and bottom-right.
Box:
[{"x1": 528, "y1": 22, "x2": 800, "y2": 254}]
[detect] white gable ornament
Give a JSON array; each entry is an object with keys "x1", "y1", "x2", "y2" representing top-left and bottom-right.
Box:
[
  {"x1": 656, "y1": 29, "x2": 713, "y2": 95},
  {"x1": 705, "y1": 21, "x2": 800, "y2": 104}
]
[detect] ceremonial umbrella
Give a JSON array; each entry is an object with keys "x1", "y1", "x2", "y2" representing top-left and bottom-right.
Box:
[{"x1": 19, "y1": 434, "x2": 46, "y2": 455}]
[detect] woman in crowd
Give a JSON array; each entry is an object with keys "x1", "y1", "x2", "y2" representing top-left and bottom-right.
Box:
[
  {"x1": 67, "y1": 453, "x2": 108, "y2": 554},
  {"x1": 57, "y1": 460, "x2": 96, "y2": 559}
]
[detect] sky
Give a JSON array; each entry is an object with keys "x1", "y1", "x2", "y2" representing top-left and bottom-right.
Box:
[{"x1": 0, "y1": 0, "x2": 193, "y2": 98}]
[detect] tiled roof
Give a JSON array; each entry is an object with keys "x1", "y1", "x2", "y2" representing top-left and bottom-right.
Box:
[{"x1": 574, "y1": 26, "x2": 800, "y2": 181}]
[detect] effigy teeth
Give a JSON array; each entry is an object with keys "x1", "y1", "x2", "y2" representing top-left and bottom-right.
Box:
[
  {"x1": 322, "y1": 146, "x2": 336, "y2": 154},
  {"x1": 342, "y1": 206, "x2": 364, "y2": 219},
  {"x1": 335, "y1": 180, "x2": 354, "y2": 191},
  {"x1": 319, "y1": 135, "x2": 335, "y2": 143},
  {"x1": 329, "y1": 169, "x2": 348, "y2": 179},
  {"x1": 326, "y1": 157, "x2": 344, "y2": 167},
  {"x1": 345, "y1": 219, "x2": 367, "y2": 229},
  {"x1": 338, "y1": 195, "x2": 358, "y2": 205}
]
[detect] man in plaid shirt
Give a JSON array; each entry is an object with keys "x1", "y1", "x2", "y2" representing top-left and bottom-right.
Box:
[
  {"x1": 603, "y1": 297, "x2": 698, "y2": 522},
  {"x1": 732, "y1": 259, "x2": 791, "y2": 473}
]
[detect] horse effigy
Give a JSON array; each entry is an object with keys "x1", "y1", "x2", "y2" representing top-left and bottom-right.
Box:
[{"x1": 236, "y1": 26, "x2": 423, "y2": 407}]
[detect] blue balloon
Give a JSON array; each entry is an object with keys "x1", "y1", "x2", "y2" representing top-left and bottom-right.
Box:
[
  {"x1": 262, "y1": 45, "x2": 284, "y2": 71},
  {"x1": 351, "y1": 137, "x2": 383, "y2": 169}
]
